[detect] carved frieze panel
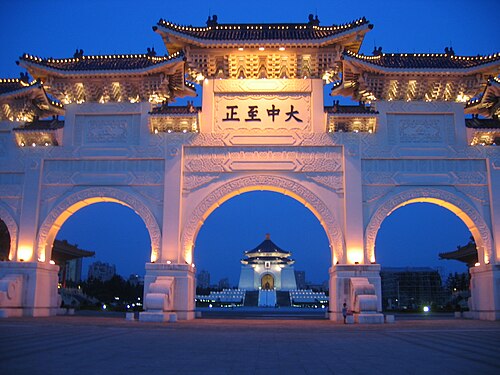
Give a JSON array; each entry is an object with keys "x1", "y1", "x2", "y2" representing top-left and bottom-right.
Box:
[
  {"x1": 304, "y1": 173, "x2": 343, "y2": 194},
  {"x1": 74, "y1": 115, "x2": 140, "y2": 146},
  {"x1": 43, "y1": 159, "x2": 164, "y2": 186},
  {"x1": 184, "y1": 146, "x2": 342, "y2": 173},
  {"x1": 387, "y1": 114, "x2": 454, "y2": 145},
  {"x1": 362, "y1": 159, "x2": 487, "y2": 185},
  {"x1": 183, "y1": 173, "x2": 221, "y2": 193},
  {"x1": 214, "y1": 79, "x2": 312, "y2": 93}
]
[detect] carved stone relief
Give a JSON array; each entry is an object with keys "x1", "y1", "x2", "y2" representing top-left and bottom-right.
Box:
[
  {"x1": 387, "y1": 114, "x2": 454, "y2": 145},
  {"x1": 184, "y1": 146, "x2": 342, "y2": 173},
  {"x1": 74, "y1": 115, "x2": 140, "y2": 146}
]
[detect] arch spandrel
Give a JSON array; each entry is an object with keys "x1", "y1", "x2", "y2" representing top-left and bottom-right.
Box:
[
  {"x1": 36, "y1": 187, "x2": 161, "y2": 262},
  {"x1": 181, "y1": 175, "x2": 345, "y2": 265},
  {"x1": 0, "y1": 204, "x2": 18, "y2": 261},
  {"x1": 364, "y1": 188, "x2": 494, "y2": 265}
]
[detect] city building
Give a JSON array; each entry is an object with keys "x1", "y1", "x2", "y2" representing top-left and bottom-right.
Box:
[
  {"x1": 196, "y1": 270, "x2": 210, "y2": 289},
  {"x1": 380, "y1": 267, "x2": 446, "y2": 310},
  {"x1": 87, "y1": 261, "x2": 116, "y2": 282},
  {"x1": 238, "y1": 234, "x2": 297, "y2": 291},
  {"x1": 294, "y1": 270, "x2": 306, "y2": 290},
  {"x1": 128, "y1": 274, "x2": 144, "y2": 286}
]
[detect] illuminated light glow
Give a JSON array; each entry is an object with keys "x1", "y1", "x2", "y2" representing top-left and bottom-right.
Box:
[
  {"x1": 17, "y1": 246, "x2": 33, "y2": 262},
  {"x1": 475, "y1": 262, "x2": 481, "y2": 267},
  {"x1": 153, "y1": 128, "x2": 159, "y2": 134},
  {"x1": 347, "y1": 248, "x2": 364, "y2": 265},
  {"x1": 423, "y1": 306, "x2": 430, "y2": 312},
  {"x1": 49, "y1": 260, "x2": 55, "y2": 265},
  {"x1": 238, "y1": 47, "x2": 244, "y2": 51},
  {"x1": 259, "y1": 47, "x2": 265, "y2": 51},
  {"x1": 166, "y1": 260, "x2": 172, "y2": 264},
  {"x1": 279, "y1": 47, "x2": 285, "y2": 51}
]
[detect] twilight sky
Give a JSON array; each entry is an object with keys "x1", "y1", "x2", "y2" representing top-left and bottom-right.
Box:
[{"x1": 1, "y1": 1, "x2": 498, "y2": 284}]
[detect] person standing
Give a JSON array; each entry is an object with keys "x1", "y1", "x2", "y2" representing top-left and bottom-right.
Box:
[{"x1": 342, "y1": 303, "x2": 348, "y2": 324}]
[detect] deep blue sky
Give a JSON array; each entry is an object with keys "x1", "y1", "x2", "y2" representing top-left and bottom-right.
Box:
[{"x1": 1, "y1": 1, "x2": 498, "y2": 283}]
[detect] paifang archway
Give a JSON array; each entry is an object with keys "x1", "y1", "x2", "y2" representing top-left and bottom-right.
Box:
[{"x1": 1, "y1": 14, "x2": 499, "y2": 321}]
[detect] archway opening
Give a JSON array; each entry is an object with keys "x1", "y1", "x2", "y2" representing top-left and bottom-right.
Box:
[
  {"x1": 375, "y1": 202, "x2": 473, "y2": 313},
  {"x1": 53, "y1": 202, "x2": 151, "y2": 312},
  {"x1": 0, "y1": 219, "x2": 10, "y2": 261},
  {"x1": 193, "y1": 191, "x2": 331, "y2": 311}
]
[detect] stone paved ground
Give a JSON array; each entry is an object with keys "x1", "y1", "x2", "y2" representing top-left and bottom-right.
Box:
[{"x1": 1, "y1": 316, "x2": 499, "y2": 375}]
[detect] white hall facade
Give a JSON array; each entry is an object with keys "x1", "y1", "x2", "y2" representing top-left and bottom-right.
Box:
[{"x1": 0, "y1": 14, "x2": 499, "y2": 321}]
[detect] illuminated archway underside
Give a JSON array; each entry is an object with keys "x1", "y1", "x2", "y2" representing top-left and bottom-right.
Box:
[
  {"x1": 365, "y1": 188, "x2": 493, "y2": 265},
  {"x1": 0, "y1": 204, "x2": 18, "y2": 261},
  {"x1": 37, "y1": 187, "x2": 161, "y2": 263},
  {"x1": 181, "y1": 175, "x2": 345, "y2": 264}
]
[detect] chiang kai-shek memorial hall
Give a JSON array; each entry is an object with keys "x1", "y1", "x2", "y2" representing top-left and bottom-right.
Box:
[{"x1": 0, "y1": 14, "x2": 499, "y2": 322}]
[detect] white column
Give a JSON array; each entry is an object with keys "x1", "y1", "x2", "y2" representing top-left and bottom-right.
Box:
[
  {"x1": 342, "y1": 140, "x2": 365, "y2": 264},
  {"x1": 160, "y1": 141, "x2": 184, "y2": 263},
  {"x1": 15, "y1": 155, "x2": 42, "y2": 262}
]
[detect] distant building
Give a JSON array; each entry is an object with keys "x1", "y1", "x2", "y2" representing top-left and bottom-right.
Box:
[
  {"x1": 51, "y1": 239, "x2": 95, "y2": 286},
  {"x1": 238, "y1": 234, "x2": 297, "y2": 291},
  {"x1": 197, "y1": 270, "x2": 210, "y2": 289},
  {"x1": 88, "y1": 261, "x2": 116, "y2": 281},
  {"x1": 218, "y1": 277, "x2": 230, "y2": 290},
  {"x1": 294, "y1": 270, "x2": 306, "y2": 289},
  {"x1": 128, "y1": 274, "x2": 144, "y2": 286},
  {"x1": 381, "y1": 267, "x2": 446, "y2": 310}
]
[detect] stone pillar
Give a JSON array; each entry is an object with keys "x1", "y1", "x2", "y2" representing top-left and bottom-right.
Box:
[
  {"x1": 16, "y1": 156, "x2": 42, "y2": 262},
  {"x1": 329, "y1": 264, "x2": 381, "y2": 322},
  {"x1": 342, "y1": 137, "x2": 365, "y2": 264},
  {"x1": 160, "y1": 140, "x2": 184, "y2": 263},
  {"x1": 142, "y1": 263, "x2": 196, "y2": 321},
  {"x1": 469, "y1": 264, "x2": 500, "y2": 320}
]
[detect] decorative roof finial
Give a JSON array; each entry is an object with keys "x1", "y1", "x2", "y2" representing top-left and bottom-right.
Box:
[{"x1": 265, "y1": 233, "x2": 270, "y2": 240}]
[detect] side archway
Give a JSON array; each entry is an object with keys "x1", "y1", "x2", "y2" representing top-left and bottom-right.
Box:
[
  {"x1": 365, "y1": 188, "x2": 493, "y2": 265},
  {"x1": 0, "y1": 204, "x2": 18, "y2": 261},
  {"x1": 181, "y1": 175, "x2": 345, "y2": 265},
  {"x1": 37, "y1": 187, "x2": 161, "y2": 263}
]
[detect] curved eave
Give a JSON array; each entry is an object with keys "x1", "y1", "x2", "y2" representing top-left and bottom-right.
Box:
[
  {"x1": 18, "y1": 57, "x2": 185, "y2": 79},
  {"x1": 0, "y1": 82, "x2": 40, "y2": 100},
  {"x1": 155, "y1": 23, "x2": 371, "y2": 50},
  {"x1": 343, "y1": 55, "x2": 500, "y2": 75}
]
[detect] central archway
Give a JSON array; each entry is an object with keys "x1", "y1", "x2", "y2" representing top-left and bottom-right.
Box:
[
  {"x1": 181, "y1": 175, "x2": 345, "y2": 266},
  {"x1": 37, "y1": 187, "x2": 162, "y2": 263}
]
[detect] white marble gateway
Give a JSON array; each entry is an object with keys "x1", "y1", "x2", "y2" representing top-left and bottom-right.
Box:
[{"x1": 0, "y1": 14, "x2": 499, "y2": 322}]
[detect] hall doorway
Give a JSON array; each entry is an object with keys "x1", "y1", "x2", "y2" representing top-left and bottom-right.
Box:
[{"x1": 261, "y1": 274, "x2": 275, "y2": 290}]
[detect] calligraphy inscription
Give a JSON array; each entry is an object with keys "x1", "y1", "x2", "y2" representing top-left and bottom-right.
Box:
[{"x1": 215, "y1": 94, "x2": 311, "y2": 132}]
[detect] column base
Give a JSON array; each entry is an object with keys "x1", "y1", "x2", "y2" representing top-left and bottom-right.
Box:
[
  {"x1": 0, "y1": 261, "x2": 59, "y2": 318},
  {"x1": 139, "y1": 311, "x2": 177, "y2": 323},
  {"x1": 143, "y1": 263, "x2": 196, "y2": 321},
  {"x1": 355, "y1": 313, "x2": 384, "y2": 324},
  {"x1": 329, "y1": 264, "x2": 382, "y2": 322},
  {"x1": 469, "y1": 264, "x2": 500, "y2": 321}
]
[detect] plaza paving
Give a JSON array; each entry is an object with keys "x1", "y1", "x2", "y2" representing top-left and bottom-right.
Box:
[{"x1": 0, "y1": 315, "x2": 499, "y2": 375}]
